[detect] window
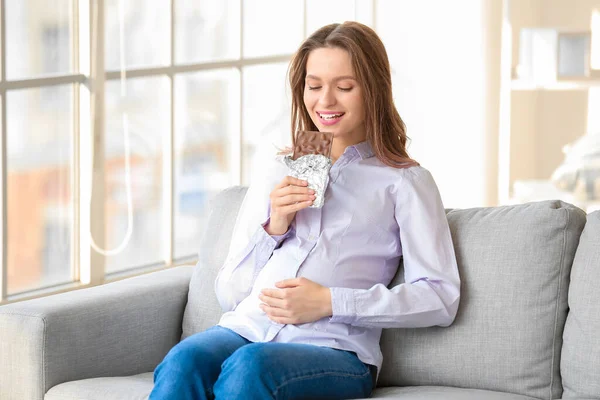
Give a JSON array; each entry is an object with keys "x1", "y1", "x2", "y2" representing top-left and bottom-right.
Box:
[{"x1": 0, "y1": 0, "x2": 373, "y2": 302}]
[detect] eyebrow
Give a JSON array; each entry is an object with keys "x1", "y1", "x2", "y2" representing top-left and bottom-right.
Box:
[{"x1": 305, "y1": 74, "x2": 357, "y2": 81}]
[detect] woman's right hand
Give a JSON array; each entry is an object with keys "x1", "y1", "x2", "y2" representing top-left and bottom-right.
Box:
[{"x1": 266, "y1": 176, "x2": 316, "y2": 235}]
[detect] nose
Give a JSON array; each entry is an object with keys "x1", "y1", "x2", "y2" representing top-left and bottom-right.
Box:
[{"x1": 318, "y1": 86, "x2": 336, "y2": 107}]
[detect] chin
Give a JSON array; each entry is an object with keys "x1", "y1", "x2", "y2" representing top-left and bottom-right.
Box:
[{"x1": 316, "y1": 125, "x2": 340, "y2": 135}]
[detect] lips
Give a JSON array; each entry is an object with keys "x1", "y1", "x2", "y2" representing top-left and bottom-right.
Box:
[{"x1": 317, "y1": 111, "x2": 345, "y2": 126}]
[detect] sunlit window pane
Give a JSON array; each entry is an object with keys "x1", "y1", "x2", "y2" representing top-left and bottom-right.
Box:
[
  {"x1": 174, "y1": 69, "x2": 240, "y2": 259},
  {"x1": 105, "y1": 0, "x2": 170, "y2": 70},
  {"x1": 175, "y1": 0, "x2": 240, "y2": 64},
  {"x1": 7, "y1": 85, "x2": 73, "y2": 294},
  {"x1": 243, "y1": 0, "x2": 304, "y2": 58},
  {"x1": 306, "y1": 0, "x2": 356, "y2": 37},
  {"x1": 6, "y1": 0, "x2": 73, "y2": 80},
  {"x1": 242, "y1": 63, "x2": 291, "y2": 185},
  {"x1": 104, "y1": 77, "x2": 170, "y2": 274}
]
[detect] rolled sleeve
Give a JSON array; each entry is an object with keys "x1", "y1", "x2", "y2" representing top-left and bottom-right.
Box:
[{"x1": 260, "y1": 217, "x2": 294, "y2": 249}]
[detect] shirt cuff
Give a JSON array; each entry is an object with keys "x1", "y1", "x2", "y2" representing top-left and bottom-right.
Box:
[
  {"x1": 261, "y1": 218, "x2": 293, "y2": 246},
  {"x1": 329, "y1": 287, "x2": 358, "y2": 324}
]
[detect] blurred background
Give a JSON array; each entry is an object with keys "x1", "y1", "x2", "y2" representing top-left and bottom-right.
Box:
[{"x1": 2, "y1": 0, "x2": 599, "y2": 301}]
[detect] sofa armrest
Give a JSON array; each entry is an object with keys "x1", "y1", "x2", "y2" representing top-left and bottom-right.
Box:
[{"x1": 0, "y1": 265, "x2": 194, "y2": 400}]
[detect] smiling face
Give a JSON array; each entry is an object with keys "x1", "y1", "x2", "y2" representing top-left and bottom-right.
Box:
[{"x1": 303, "y1": 47, "x2": 366, "y2": 150}]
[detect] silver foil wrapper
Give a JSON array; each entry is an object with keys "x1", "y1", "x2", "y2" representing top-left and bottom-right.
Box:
[{"x1": 283, "y1": 154, "x2": 332, "y2": 208}]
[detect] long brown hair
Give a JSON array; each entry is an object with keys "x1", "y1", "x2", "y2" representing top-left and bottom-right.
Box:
[{"x1": 287, "y1": 22, "x2": 418, "y2": 168}]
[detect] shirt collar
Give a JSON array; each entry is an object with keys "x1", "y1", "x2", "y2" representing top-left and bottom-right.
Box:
[{"x1": 351, "y1": 141, "x2": 375, "y2": 160}]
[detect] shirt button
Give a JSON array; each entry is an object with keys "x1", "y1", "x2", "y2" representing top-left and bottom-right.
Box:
[{"x1": 308, "y1": 234, "x2": 315, "y2": 241}]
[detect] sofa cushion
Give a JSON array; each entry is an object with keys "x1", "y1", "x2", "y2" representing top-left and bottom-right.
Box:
[
  {"x1": 367, "y1": 386, "x2": 539, "y2": 399},
  {"x1": 181, "y1": 186, "x2": 248, "y2": 339},
  {"x1": 45, "y1": 376, "x2": 537, "y2": 400},
  {"x1": 560, "y1": 210, "x2": 600, "y2": 399},
  {"x1": 44, "y1": 372, "x2": 153, "y2": 400},
  {"x1": 378, "y1": 200, "x2": 586, "y2": 400}
]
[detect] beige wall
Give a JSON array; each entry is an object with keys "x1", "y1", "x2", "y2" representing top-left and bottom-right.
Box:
[
  {"x1": 510, "y1": 0, "x2": 543, "y2": 70},
  {"x1": 507, "y1": 0, "x2": 599, "y2": 196},
  {"x1": 535, "y1": 91, "x2": 589, "y2": 178},
  {"x1": 510, "y1": 90, "x2": 588, "y2": 185},
  {"x1": 542, "y1": 0, "x2": 599, "y2": 29},
  {"x1": 509, "y1": 91, "x2": 538, "y2": 184}
]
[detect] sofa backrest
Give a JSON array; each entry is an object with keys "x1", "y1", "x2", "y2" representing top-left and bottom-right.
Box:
[
  {"x1": 560, "y1": 210, "x2": 600, "y2": 399},
  {"x1": 181, "y1": 186, "x2": 247, "y2": 339},
  {"x1": 182, "y1": 186, "x2": 587, "y2": 400},
  {"x1": 378, "y1": 201, "x2": 586, "y2": 400}
]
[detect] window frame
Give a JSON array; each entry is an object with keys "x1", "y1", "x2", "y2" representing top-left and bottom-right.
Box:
[{"x1": 0, "y1": 0, "x2": 374, "y2": 304}]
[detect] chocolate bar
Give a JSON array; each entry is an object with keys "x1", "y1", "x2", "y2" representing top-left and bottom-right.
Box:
[
  {"x1": 283, "y1": 130, "x2": 334, "y2": 209},
  {"x1": 292, "y1": 130, "x2": 333, "y2": 161}
]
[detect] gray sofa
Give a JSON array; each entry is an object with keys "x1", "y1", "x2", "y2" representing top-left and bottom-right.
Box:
[{"x1": 1, "y1": 185, "x2": 599, "y2": 400}]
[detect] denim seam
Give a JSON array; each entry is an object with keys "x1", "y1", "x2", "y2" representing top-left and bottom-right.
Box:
[{"x1": 272, "y1": 369, "x2": 371, "y2": 397}]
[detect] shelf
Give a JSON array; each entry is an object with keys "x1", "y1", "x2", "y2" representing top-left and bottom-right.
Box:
[
  {"x1": 508, "y1": 179, "x2": 600, "y2": 213},
  {"x1": 511, "y1": 79, "x2": 600, "y2": 91}
]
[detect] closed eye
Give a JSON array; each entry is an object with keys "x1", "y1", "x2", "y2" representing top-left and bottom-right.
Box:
[{"x1": 307, "y1": 86, "x2": 352, "y2": 92}]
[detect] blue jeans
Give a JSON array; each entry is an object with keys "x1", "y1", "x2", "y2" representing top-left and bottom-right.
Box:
[{"x1": 149, "y1": 325, "x2": 374, "y2": 400}]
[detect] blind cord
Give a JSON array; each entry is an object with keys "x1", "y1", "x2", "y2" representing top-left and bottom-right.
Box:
[{"x1": 89, "y1": 0, "x2": 133, "y2": 256}]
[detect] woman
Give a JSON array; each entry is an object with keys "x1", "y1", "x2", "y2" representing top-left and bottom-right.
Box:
[{"x1": 150, "y1": 21, "x2": 460, "y2": 400}]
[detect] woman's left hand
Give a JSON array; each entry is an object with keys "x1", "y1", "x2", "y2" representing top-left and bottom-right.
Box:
[{"x1": 259, "y1": 277, "x2": 332, "y2": 325}]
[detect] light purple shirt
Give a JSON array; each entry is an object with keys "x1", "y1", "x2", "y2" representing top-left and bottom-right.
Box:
[{"x1": 215, "y1": 141, "x2": 461, "y2": 378}]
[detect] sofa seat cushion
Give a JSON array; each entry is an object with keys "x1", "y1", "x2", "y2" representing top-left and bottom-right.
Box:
[
  {"x1": 45, "y1": 372, "x2": 153, "y2": 400},
  {"x1": 366, "y1": 386, "x2": 539, "y2": 399},
  {"x1": 45, "y1": 377, "x2": 538, "y2": 400}
]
